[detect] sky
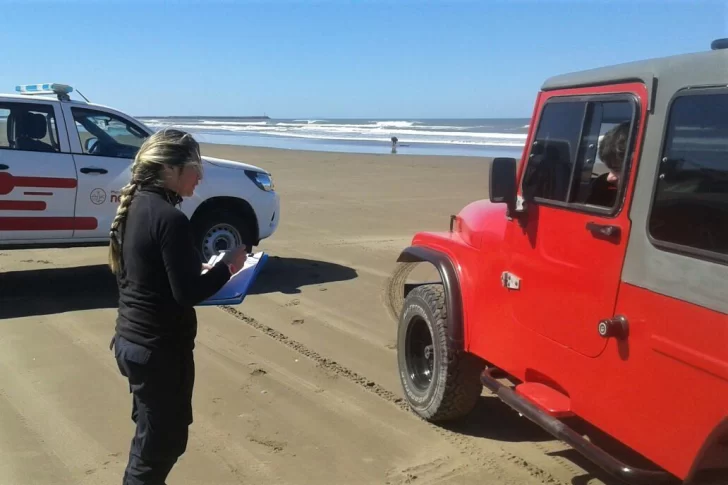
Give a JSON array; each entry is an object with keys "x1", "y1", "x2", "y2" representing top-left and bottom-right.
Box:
[{"x1": 1, "y1": 0, "x2": 726, "y2": 119}]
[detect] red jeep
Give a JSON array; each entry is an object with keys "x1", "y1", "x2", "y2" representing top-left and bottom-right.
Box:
[{"x1": 393, "y1": 40, "x2": 728, "y2": 484}]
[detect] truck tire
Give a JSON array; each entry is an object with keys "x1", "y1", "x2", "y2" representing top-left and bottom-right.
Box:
[
  {"x1": 397, "y1": 283, "x2": 483, "y2": 422},
  {"x1": 193, "y1": 210, "x2": 255, "y2": 262}
]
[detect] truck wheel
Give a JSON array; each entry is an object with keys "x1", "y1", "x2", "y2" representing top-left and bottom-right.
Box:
[
  {"x1": 397, "y1": 283, "x2": 483, "y2": 422},
  {"x1": 193, "y1": 210, "x2": 254, "y2": 262}
]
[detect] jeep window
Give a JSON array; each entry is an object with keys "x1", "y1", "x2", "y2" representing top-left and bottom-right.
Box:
[
  {"x1": 0, "y1": 102, "x2": 60, "y2": 153},
  {"x1": 648, "y1": 90, "x2": 728, "y2": 261},
  {"x1": 521, "y1": 96, "x2": 636, "y2": 214},
  {"x1": 72, "y1": 108, "x2": 148, "y2": 159},
  {"x1": 522, "y1": 100, "x2": 585, "y2": 203}
]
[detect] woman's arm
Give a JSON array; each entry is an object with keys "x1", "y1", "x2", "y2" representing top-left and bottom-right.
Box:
[{"x1": 158, "y1": 209, "x2": 232, "y2": 306}]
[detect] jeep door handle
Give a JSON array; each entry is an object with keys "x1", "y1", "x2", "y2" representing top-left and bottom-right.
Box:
[
  {"x1": 80, "y1": 167, "x2": 108, "y2": 175},
  {"x1": 0, "y1": 164, "x2": 8, "y2": 171},
  {"x1": 586, "y1": 221, "x2": 621, "y2": 240},
  {"x1": 598, "y1": 315, "x2": 629, "y2": 340}
]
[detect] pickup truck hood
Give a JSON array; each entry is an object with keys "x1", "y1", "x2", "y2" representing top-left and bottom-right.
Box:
[{"x1": 202, "y1": 156, "x2": 267, "y2": 173}]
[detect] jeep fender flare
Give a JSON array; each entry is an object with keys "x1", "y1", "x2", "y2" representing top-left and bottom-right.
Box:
[
  {"x1": 685, "y1": 416, "x2": 728, "y2": 482},
  {"x1": 396, "y1": 246, "x2": 464, "y2": 351}
]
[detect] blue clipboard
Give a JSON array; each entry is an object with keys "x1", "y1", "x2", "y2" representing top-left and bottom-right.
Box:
[{"x1": 198, "y1": 252, "x2": 268, "y2": 306}]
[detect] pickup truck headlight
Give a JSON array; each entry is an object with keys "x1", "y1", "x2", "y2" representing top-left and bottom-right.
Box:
[{"x1": 245, "y1": 170, "x2": 275, "y2": 192}]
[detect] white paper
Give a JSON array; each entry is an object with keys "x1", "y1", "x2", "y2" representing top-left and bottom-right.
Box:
[{"x1": 200, "y1": 251, "x2": 267, "y2": 305}]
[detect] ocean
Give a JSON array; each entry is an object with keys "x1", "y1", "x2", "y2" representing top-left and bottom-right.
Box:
[{"x1": 137, "y1": 117, "x2": 531, "y2": 158}]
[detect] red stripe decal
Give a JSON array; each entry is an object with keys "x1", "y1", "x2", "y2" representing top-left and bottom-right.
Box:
[
  {"x1": 24, "y1": 191, "x2": 54, "y2": 196},
  {"x1": 0, "y1": 173, "x2": 77, "y2": 196},
  {"x1": 0, "y1": 217, "x2": 97, "y2": 231},
  {"x1": 74, "y1": 217, "x2": 98, "y2": 230},
  {"x1": 0, "y1": 200, "x2": 47, "y2": 211}
]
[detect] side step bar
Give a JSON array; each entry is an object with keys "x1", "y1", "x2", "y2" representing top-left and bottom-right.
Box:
[{"x1": 480, "y1": 368, "x2": 676, "y2": 485}]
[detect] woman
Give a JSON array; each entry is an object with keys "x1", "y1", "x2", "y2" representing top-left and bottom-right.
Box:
[{"x1": 108, "y1": 129, "x2": 247, "y2": 484}]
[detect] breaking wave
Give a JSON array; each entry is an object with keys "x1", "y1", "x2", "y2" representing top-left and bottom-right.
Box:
[{"x1": 139, "y1": 118, "x2": 529, "y2": 148}]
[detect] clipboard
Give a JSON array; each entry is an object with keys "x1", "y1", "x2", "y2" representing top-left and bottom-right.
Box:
[{"x1": 198, "y1": 251, "x2": 268, "y2": 306}]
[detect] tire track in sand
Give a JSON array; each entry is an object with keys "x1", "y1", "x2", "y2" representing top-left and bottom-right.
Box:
[{"x1": 220, "y1": 306, "x2": 577, "y2": 485}]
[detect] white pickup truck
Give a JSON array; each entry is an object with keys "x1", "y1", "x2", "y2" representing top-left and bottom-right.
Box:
[{"x1": 0, "y1": 83, "x2": 280, "y2": 261}]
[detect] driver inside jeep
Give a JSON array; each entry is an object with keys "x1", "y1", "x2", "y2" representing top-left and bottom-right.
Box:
[{"x1": 585, "y1": 121, "x2": 629, "y2": 207}]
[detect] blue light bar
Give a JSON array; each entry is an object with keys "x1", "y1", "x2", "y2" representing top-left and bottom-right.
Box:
[{"x1": 15, "y1": 83, "x2": 73, "y2": 95}]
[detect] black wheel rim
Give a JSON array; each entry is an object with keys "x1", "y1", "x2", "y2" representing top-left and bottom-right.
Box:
[{"x1": 405, "y1": 315, "x2": 434, "y2": 392}]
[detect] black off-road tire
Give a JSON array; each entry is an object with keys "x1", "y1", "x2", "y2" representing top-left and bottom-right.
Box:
[
  {"x1": 397, "y1": 283, "x2": 484, "y2": 422},
  {"x1": 192, "y1": 210, "x2": 255, "y2": 262}
]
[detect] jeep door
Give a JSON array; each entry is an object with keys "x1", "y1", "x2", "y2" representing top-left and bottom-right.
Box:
[
  {"x1": 0, "y1": 99, "x2": 79, "y2": 241},
  {"x1": 504, "y1": 84, "x2": 647, "y2": 358},
  {"x1": 61, "y1": 105, "x2": 149, "y2": 239}
]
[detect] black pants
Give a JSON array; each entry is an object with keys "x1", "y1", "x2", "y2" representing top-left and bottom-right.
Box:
[{"x1": 112, "y1": 335, "x2": 195, "y2": 485}]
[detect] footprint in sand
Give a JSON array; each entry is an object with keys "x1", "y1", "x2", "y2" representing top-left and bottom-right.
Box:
[
  {"x1": 248, "y1": 435, "x2": 285, "y2": 453},
  {"x1": 20, "y1": 259, "x2": 52, "y2": 265}
]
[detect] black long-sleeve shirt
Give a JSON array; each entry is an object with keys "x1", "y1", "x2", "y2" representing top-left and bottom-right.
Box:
[{"x1": 115, "y1": 185, "x2": 231, "y2": 350}]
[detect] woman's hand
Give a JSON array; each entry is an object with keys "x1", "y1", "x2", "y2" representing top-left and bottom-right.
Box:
[
  {"x1": 201, "y1": 263, "x2": 213, "y2": 271},
  {"x1": 221, "y1": 247, "x2": 248, "y2": 274}
]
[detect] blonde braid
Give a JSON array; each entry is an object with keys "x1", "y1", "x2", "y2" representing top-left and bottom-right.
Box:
[{"x1": 108, "y1": 180, "x2": 138, "y2": 274}]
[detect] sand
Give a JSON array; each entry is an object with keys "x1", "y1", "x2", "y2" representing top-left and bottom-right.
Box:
[{"x1": 0, "y1": 144, "x2": 618, "y2": 485}]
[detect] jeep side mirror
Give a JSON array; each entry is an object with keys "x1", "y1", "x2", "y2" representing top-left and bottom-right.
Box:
[{"x1": 489, "y1": 157, "x2": 518, "y2": 215}]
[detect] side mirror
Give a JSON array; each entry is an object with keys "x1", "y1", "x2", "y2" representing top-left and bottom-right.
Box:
[
  {"x1": 489, "y1": 157, "x2": 518, "y2": 215},
  {"x1": 85, "y1": 137, "x2": 98, "y2": 153}
]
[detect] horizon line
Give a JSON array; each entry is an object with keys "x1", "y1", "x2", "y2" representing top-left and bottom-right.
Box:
[{"x1": 134, "y1": 115, "x2": 533, "y2": 119}]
